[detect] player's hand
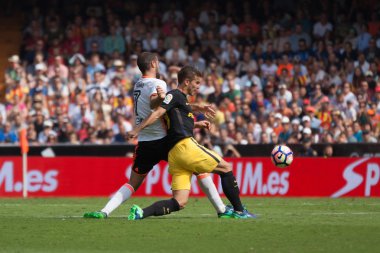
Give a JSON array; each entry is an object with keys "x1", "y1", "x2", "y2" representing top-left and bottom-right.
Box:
[
  {"x1": 156, "y1": 86, "x2": 166, "y2": 100},
  {"x1": 196, "y1": 120, "x2": 212, "y2": 131},
  {"x1": 127, "y1": 129, "x2": 139, "y2": 139},
  {"x1": 201, "y1": 104, "x2": 216, "y2": 120}
]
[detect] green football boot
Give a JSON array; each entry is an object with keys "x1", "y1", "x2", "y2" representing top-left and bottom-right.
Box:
[
  {"x1": 232, "y1": 209, "x2": 257, "y2": 219},
  {"x1": 128, "y1": 204, "x2": 143, "y2": 220},
  {"x1": 83, "y1": 211, "x2": 108, "y2": 219},
  {"x1": 224, "y1": 204, "x2": 257, "y2": 219},
  {"x1": 217, "y1": 205, "x2": 234, "y2": 218}
]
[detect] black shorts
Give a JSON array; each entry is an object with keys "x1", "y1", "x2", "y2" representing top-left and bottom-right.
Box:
[{"x1": 132, "y1": 137, "x2": 168, "y2": 175}]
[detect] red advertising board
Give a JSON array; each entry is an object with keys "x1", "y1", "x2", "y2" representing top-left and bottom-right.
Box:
[{"x1": 0, "y1": 157, "x2": 379, "y2": 197}]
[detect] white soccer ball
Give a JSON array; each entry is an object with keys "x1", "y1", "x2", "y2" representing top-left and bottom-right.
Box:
[{"x1": 271, "y1": 145, "x2": 293, "y2": 168}]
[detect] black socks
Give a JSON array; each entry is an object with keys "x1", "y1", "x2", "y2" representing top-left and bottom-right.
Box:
[
  {"x1": 142, "y1": 198, "x2": 180, "y2": 218},
  {"x1": 220, "y1": 171, "x2": 244, "y2": 212}
]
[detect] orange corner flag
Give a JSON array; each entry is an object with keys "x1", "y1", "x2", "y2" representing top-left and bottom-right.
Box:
[{"x1": 19, "y1": 128, "x2": 29, "y2": 154}]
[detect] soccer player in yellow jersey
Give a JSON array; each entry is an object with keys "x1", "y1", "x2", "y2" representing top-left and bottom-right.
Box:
[{"x1": 127, "y1": 66, "x2": 255, "y2": 219}]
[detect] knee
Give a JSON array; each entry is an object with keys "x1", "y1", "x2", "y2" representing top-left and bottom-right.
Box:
[
  {"x1": 129, "y1": 172, "x2": 146, "y2": 190},
  {"x1": 196, "y1": 173, "x2": 209, "y2": 180},
  {"x1": 174, "y1": 197, "x2": 188, "y2": 209},
  {"x1": 127, "y1": 181, "x2": 139, "y2": 190},
  {"x1": 176, "y1": 198, "x2": 188, "y2": 209},
  {"x1": 222, "y1": 164, "x2": 232, "y2": 173},
  {"x1": 217, "y1": 160, "x2": 232, "y2": 174}
]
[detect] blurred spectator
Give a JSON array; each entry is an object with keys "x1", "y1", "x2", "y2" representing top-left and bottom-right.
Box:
[
  {"x1": 363, "y1": 130, "x2": 377, "y2": 143},
  {"x1": 223, "y1": 144, "x2": 241, "y2": 157},
  {"x1": 313, "y1": 13, "x2": 333, "y2": 39},
  {"x1": 165, "y1": 40, "x2": 187, "y2": 65},
  {"x1": 38, "y1": 120, "x2": 56, "y2": 144},
  {"x1": 126, "y1": 54, "x2": 142, "y2": 84},
  {"x1": 323, "y1": 145, "x2": 334, "y2": 158},
  {"x1": 86, "y1": 54, "x2": 105, "y2": 83},
  {"x1": 104, "y1": 26, "x2": 125, "y2": 56},
  {"x1": 299, "y1": 138, "x2": 317, "y2": 157},
  {"x1": 220, "y1": 17, "x2": 238, "y2": 37},
  {"x1": 290, "y1": 23, "x2": 311, "y2": 51},
  {"x1": 357, "y1": 24, "x2": 372, "y2": 52},
  {"x1": 0, "y1": 122, "x2": 18, "y2": 143},
  {"x1": 279, "y1": 116, "x2": 291, "y2": 143},
  {"x1": 85, "y1": 26, "x2": 104, "y2": 54},
  {"x1": 5, "y1": 55, "x2": 25, "y2": 86},
  {"x1": 142, "y1": 31, "x2": 158, "y2": 52}
]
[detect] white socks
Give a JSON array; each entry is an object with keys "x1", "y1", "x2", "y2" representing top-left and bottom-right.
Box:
[
  {"x1": 101, "y1": 183, "x2": 134, "y2": 216},
  {"x1": 197, "y1": 174, "x2": 226, "y2": 214}
]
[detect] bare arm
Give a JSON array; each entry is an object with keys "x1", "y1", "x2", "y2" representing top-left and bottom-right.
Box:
[
  {"x1": 150, "y1": 86, "x2": 166, "y2": 109},
  {"x1": 190, "y1": 103, "x2": 216, "y2": 119},
  {"x1": 190, "y1": 103, "x2": 203, "y2": 112},
  {"x1": 194, "y1": 120, "x2": 211, "y2": 130},
  {"x1": 127, "y1": 106, "x2": 167, "y2": 139},
  {"x1": 150, "y1": 94, "x2": 164, "y2": 109}
]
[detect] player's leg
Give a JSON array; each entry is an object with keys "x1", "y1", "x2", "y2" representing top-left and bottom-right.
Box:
[
  {"x1": 84, "y1": 142, "x2": 157, "y2": 218},
  {"x1": 212, "y1": 159, "x2": 243, "y2": 212},
  {"x1": 169, "y1": 138, "x2": 233, "y2": 217},
  {"x1": 129, "y1": 189, "x2": 189, "y2": 219},
  {"x1": 83, "y1": 170, "x2": 147, "y2": 218},
  {"x1": 128, "y1": 172, "x2": 191, "y2": 220},
  {"x1": 183, "y1": 138, "x2": 254, "y2": 218},
  {"x1": 196, "y1": 173, "x2": 227, "y2": 214},
  {"x1": 212, "y1": 159, "x2": 255, "y2": 218},
  {"x1": 99, "y1": 171, "x2": 145, "y2": 216}
]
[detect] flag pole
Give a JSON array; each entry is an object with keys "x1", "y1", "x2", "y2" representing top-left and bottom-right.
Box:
[
  {"x1": 22, "y1": 152, "x2": 27, "y2": 198},
  {"x1": 19, "y1": 128, "x2": 29, "y2": 198}
]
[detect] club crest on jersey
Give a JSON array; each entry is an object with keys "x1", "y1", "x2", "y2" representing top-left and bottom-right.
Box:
[{"x1": 163, "y1": 94, "x2": 173, "y2": 104}]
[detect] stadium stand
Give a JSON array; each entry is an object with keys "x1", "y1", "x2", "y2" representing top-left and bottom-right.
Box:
[{"x1": 1, "y1": 0, "x2": 380, "y2": 157}]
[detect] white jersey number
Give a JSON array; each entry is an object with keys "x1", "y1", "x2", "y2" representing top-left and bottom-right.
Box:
[{"x1": 133, "y1": 90, "x2": 141, "y2": 116}]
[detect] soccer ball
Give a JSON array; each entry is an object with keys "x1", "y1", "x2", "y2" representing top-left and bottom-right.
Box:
[{"x1": 271, "y1": 145, "x2": 293, "y2": 168}]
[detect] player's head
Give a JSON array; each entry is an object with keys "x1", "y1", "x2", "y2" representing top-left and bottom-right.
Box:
[
  {"x1": 137, "y1": 52, "x2": 159, "y2": 76},
  {"x1": 177, "y1": 66, "x2": 203, "y2": 96}
]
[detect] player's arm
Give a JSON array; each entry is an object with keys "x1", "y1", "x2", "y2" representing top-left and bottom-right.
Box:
[
  {"x1": 150, "y1": 86, "x2": 166, "y2": 109},
  {"x1": 190, "y1": 103, "x2": 216, "y2": 119},
  {"x1": 129, "y1": 92, "x2": 177, "y2": 139},
  {"x1": 128, "y1": 107, "x2": 167, "y2": 139},
  {"x1": 194, "y1": 120, "x2": 212, "y2": 130}
]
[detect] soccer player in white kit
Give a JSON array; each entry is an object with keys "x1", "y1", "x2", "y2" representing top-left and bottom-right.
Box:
[{"x1": 84, "y1": 52, "x2": 230, "y2": 218}]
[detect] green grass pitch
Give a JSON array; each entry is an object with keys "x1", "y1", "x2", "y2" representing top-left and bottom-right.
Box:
[{"x1": 0, "y1": 197, "x2": 379, "y2": 253}]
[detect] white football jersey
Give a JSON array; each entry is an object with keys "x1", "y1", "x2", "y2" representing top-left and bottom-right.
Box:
[{"x1": 133, "y1": 77, "x2": 167, "y2": 141}]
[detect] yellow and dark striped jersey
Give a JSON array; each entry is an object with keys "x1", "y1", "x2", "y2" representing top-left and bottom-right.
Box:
[{"x1": 160, "y1": 89, "x2": 195, "y2": 149}]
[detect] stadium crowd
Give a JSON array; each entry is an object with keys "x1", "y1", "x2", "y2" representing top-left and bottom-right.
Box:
[{"x1": 2, "y1": 0, "x2": 380, "y2": 156}]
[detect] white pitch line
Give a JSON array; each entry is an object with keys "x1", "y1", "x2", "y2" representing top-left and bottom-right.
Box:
[
  {"x1": 311, "y1": 212, "x2": 380, "y2": 215},
  {"x1": 1, "y1": 214, "x2": 255, "y2": 219},
  {"x1": 0, "y1": 203, "x2": 87, "y2": 207},
  {"x1": 67, "y1": 215, "x2": 127, "y2": 218},
  {"x1": 48, "y1": 215, "x2": 128, "y2": 219}
]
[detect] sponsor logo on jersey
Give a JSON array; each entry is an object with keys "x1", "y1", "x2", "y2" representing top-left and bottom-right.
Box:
[{"x1": 163, "y1": 94, "x2": 173, "y2": 104}]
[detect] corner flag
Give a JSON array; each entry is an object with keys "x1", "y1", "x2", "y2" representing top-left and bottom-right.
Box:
[{"x1": 19, "y1": 128, "x2": 29, "y2": 198}]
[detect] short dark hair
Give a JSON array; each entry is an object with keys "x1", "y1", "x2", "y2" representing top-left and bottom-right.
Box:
[
  {"x1": 178, "y1": 66, "x2": 202, "y2": 85},
  {"x1": 137, "y1": 52, "x2": 157, "y2": 73}
]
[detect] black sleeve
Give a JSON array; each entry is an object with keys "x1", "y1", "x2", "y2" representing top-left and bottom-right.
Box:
[{"x1": 160, "y1": 91, "x2": 179, "y2": 111}]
